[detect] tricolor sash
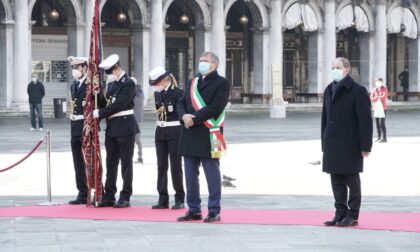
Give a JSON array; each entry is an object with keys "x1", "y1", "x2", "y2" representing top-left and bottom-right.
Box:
[{"x1": 190, "y1": 77, "x2": 227, "y2": 158}]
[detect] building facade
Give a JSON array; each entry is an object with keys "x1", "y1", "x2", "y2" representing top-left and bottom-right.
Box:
[{"x1": 0, "y1": 0, "x2": 419, "y2": 110}]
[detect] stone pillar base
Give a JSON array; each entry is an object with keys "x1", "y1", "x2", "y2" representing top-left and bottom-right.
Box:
[{"x1": 270, "y1": 102, "x2": 288, "y2": 118}]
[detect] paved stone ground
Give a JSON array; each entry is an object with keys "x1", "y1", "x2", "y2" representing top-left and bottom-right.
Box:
[{"x1": 0, "y1": 111, "x2": 419, "y2": 251}]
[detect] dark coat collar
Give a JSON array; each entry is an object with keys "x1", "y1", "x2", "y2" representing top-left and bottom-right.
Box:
[
  {"x1": 332, "y1": 75, "x2": 353, "y2": 91},
  {"x1": 200, "y1": 70, "x2": 218, "y2": 81}
]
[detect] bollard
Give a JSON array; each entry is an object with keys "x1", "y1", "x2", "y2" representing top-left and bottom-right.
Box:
[{"x1": 38, "y1": 130, "x2": 61, "y2": 206}]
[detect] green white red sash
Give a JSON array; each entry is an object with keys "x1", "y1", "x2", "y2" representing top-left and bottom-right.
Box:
[{"x1": 190, "y1": 77, "x2": 227, "y2": 158}]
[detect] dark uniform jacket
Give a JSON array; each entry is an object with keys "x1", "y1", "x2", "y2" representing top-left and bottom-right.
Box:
[
  {"x1": 155, "y1": 87, "x2": 184, "y2": 141},
  {"x1": 70, "y1": 78, "x2": 87, "y2": 137},
  {"x1": 99, "y1": 73, "x2": 139, "y2": 138},
  {"x1": 155, "y1": 87, "x2": 184, "y2": 122},
  {"x1": 321, "y1": 75, "x2": 373, "y2": 174},
  {"x1": 177, "y1": 71, "x2": 230, "y2": 158},
  {"x1": 27, "y1": 81, "x2": 45, "y2": 104}
]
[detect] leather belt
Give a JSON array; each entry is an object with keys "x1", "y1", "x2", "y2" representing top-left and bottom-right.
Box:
[
  {"x1": 70, "y1": 115, "x2": 84, "y2": 121},
  {"x1": 109, "y1": 109, "x2": 134, "y2": 119},
  {"x1": 156, "y1": 121, "x2": 181, "y2": 127}
]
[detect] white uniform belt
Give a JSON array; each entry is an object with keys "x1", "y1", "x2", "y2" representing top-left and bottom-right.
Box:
[
  {"x1": 109, "y1": 109, "x2": 134, "y2": 119},
  {"x1": 70, "y1": 115, "x2": 84, "y2": 121},
  {"x1": 156, "y1": 121, "x2": 181, "y2": 127}
]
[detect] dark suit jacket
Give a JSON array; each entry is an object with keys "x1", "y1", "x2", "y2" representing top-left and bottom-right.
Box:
[
  {"x1": 177, "y1": 71, "x2": 230, "y2": 158},
  {"x1": 99, "y1": 73, "x2": 139, "y2": 138},
  {"x1": 321, "y1": 75, "x2": 373, "y2": 174}
]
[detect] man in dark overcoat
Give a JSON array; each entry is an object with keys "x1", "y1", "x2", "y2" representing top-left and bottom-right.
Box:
[
  {"x1": 321, "y1": 57, "x2": 373, "y2": 227},
  {"x1": 176, "y1": 52, "x2": 230, "y2": 223}
]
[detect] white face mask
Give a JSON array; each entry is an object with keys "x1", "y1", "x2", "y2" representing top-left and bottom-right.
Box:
[
  {"x1": 375, "y1": 82, "x2": 383, "y2": 88},
  {"x1": 198, "y1": 62, "x2": 211, "y2": 75},
  {"x1": 31, "y1": 78, "x2": 37, "y2": 83},
  {"x1": 106, "y1": 74, "x2": 118, "y2": 83},
  {"x1": 154, "y1": 85, "x2": 164, "y2": 92},
  {"x1": 331, "y1": 68, "x2": 345, "y2": 82},
  {"x1": 72, "y1": 69, "x2": 82, "y2": 80}
]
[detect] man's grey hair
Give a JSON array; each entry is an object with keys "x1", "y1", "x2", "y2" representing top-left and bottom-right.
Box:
[
  {"x1": 201, "y1": 52, "x2": 220, "y2": 66},
  {"x1": 335, "y1": 57, "x2": 351, "y2": 70}
]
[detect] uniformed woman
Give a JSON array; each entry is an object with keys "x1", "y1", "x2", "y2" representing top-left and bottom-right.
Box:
[{"x1": 149, "y1": 66, "x2": 185, "y2": 210}]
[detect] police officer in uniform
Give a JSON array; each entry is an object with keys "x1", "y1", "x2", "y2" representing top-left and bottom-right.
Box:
[
  {"x1": 93, "y1": 54, "x2": 139, "y2": 208},
  {"x1": 149, "y1": 67, "x2": 185, "y2": 210},
  {"x1": 67, "y1": 56, "x2": 89, "y2": 205}
]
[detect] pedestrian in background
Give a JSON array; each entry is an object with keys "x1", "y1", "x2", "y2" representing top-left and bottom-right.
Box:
[
  {"x1": 321, "y1": 57, "x2": 373, "y2": 227},
  {"x1": 398, "y1": 67, "x2": 409, "y2": 101},
  {"x1": 27, "y1": 73, "x2": 45, "y2": 131},
  {"x1": 370, "y1": 78, "x2": 388, "y2": 143},
  {"x1": 131, "y1": 77, "x2": 144, "y2": 164},
  {"x1": 149, "y1": 66, "x2": 185, "y2": 210}
]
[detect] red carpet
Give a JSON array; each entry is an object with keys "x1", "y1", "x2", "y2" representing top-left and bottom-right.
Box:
[{"x1": 0, "y1": 205, "x2": 419, "y2": 233}]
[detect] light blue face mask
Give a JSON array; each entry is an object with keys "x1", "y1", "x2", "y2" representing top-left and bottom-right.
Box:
[
  {"x1": 331, "y1": 68, "x2": 344, "y2": 82},
  {"x1": 198, "y1": 62, "x2": 211, "y2": 75}
]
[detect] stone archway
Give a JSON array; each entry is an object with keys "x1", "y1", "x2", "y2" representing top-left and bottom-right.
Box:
[
  {"x1": 225, "y1": 0, "x2": 269, "y2": 104},
  {"x1": 282, "y1": 0, "x2": 322, "y2": 102},
  {"x1": 386, "y1": 1, "x2": 420, "y2": 100},
  {"x1": 336, "y1": 1, "x2": 374, "y2": 90},
  {"x1": 164, "y1": 0, "x2": 209, "y2": 86},
  {"x1": 101, "y1": 0, "x2": 145, "y2": 79},
  {"x1": 29, "y1": 0, "x2": 84, "y2": 107}
]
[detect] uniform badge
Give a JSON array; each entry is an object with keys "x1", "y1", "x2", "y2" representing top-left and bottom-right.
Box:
[
  {"x1": 168, "y1": 105, "x2": 173, "y2": 112},
  {"x1": 111, "y1": 97, "x2": 116, "y2": 103}
]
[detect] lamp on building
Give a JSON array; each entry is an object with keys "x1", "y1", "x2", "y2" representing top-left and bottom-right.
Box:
[
  {"x1": 239, "y1": 0, "x2": 248, "y2": 25},
  {"x1": 350, "y1": 0, "x2": 356, "y2": 27},
  {"x1": 116, "y1": 0, "x2": 127, "y2": 23},
  {"x1": 179, "y1": 0, "x2": 189, "y2": 24},
  {"x1": 49, "y1": 0, "x2": 60, "y2": 21}
]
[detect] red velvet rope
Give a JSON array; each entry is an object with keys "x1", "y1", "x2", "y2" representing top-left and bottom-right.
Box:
[{"x1": 0, "y1": 137, "x2": 45, "y2": 173}]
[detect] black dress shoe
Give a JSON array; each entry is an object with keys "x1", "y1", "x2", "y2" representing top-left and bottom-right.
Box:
[
  {"x1": 177, "y1": 211, "x2": 202, "y2": 221},
  {"x1": 68, "y1": 198, "x2": 87, "y2": 205},
  {"x1": 324, "y1": 215, "x2": 345, "y2": 226},
  {"x1": 336, "y1": 215, "x2": 358, "y2": 227},
  {"x1": 204, "y1": 213, "x2": 221, "y2": 223},
  {"x1": 113, "y1": 199, "x2": 130, "y2": 208},
  {"x1": 97, "y1": 199, "x2": 115, "y2": 207},
  {"x1": 171, "y1": 203, "x2": 185, "y2": 210},
  {"x1": 379, "y1": 138, "x2": 387, "y2": 143},
  {"x1": 152, "y1": 203, "x2": 169, "y2": 209}
]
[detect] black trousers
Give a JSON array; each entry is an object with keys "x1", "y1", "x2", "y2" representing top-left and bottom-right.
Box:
[
  {"x1": 104, "y1": 134, "x2": 135, "y2": 201},
  {"x1": 403, "y1": 86, "x2": 409, "y2": 101},
  {"x1": 71, "y1": 136, "x2": 87, "y2": 198},
  {"x1": 330, "y1": 174, "x2": 361, "y2": 219},
  {"x1": 375, "y1": 117, "x2": 387, "y2": 139},
  {"x1": 155, "y1": 126, "x2": 185, "y2": 205}
]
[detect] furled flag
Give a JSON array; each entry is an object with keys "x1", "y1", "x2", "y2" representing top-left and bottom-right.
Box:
[{"x1": 82, "y1": 0, "x2": 103, "y2": 207}]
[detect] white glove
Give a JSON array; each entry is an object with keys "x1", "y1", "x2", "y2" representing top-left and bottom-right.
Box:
[{"x1": 93, "y1": 109, "x2": 100, "y2": 119}]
